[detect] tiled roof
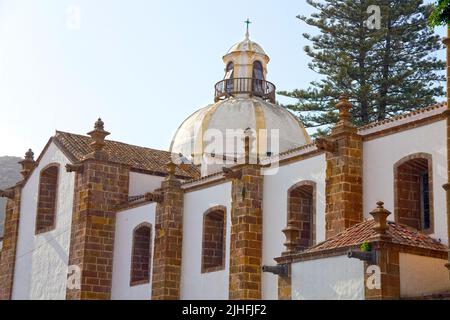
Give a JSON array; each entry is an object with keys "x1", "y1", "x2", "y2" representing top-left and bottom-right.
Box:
[
  {"x1": 54, "y1": 131, "x2": 200, "y2": 179},
  {"x1": 259, "y1": 142, "x2": 319, "y2": 165},
  {"x1": 357, "y1": 103, "x2": 446, "y2": 134},
  {"x1": 264, "y1": 103, "x2": 446, "y2": 165},
  {"x1": 306, "y1": 220, "x2": 447, "y2": 253}
]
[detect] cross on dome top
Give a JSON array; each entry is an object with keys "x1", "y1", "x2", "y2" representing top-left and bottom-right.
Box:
[
  {"x1": 224, "y1": 20, "x2": 268, "y2": 57},
  {"x1": 244, "y1": 18, "x2": 251, "y2": 39}
]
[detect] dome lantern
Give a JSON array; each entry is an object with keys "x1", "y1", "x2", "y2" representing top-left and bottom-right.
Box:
[{"x1": 215, "y1": 20, "x2": 274, "y2": 103}]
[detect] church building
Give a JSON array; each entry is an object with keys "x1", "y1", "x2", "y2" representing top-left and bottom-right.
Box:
[{"x1": 1, "y1": 29, "x2": 450, "y2": 300}]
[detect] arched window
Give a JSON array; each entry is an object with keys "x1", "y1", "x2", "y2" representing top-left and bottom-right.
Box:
[
  {"x1": 252, "y1": 61, "x2": 264, "y2": 80},
  {"x1": 201, "y1": 206, "x2": 226, "y2": 273},
  {"x1": 287, "y1": 181, "x2": 316, "y2": 250},
  {"x1": 130, "y1": 223, "x2": 152, "y2": 286},
  {"x1": 35, "y1": 164, "x2": 59, "y2": 234},
  {"x1": 394, "y1": 153, "x2": 433, "y2": 232},
  {"x1": 252, "y1": 61, "x2": 264, "y2": 96},
  {"x1": 225, "y1": 62, "x2": 234, "y2": 94}
]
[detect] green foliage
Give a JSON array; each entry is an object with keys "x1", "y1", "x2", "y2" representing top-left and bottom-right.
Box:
[
  {"x1": 360, "y1": 241, "x2": 371, "y2": 252},
  {"x1": 280, "y1": 0, "x2": 445, "y2": 136},
  {"x1": 429, "y1": 0, "x2": 450, "y2": 27}
]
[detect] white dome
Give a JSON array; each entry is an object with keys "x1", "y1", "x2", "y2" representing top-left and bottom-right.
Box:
[
  {"x1": 226, "y1": 30, "x2": 269, "y2": 59},
  {"x1": 226, "y1": 36, "x2": 267, "y2": 57},
  {"x1": 170, "y1": 97, "x2": 311, "y2": 162}
]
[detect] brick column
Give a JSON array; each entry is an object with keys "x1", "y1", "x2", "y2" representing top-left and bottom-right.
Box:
[
  {"x1": 0, "y1": 186, "x2": 21, "y2": 300},
  {"x1": 364, "y1": 243, "x2": 400, "y2": 300},
  {"x1": 442, "y1": 28, "x2": 450, "y2": 273},
  {"x1": 317, "y1": 95, "x2": 363, "y2": 239},
  {"x1": 228, "y1": 165, "x2": 263, "y2": 300},
  {"x1": 365, "y1": 202, "x2": 400, "y2": 300},
  {"x1": 0, "y1": 148, "x2": 34, "y2": 300},
  {"x1": 66, "y1": 119, "x2": 129, "y2": 300},
  {"x1": 151, "y1": 162, "x2": 184, "y2": 300},
  {"x1": 277, "y1": 264, "x2": 291, "y2": 300},
  {"x1": 66, "y1": 160, "x2": 129, "y2": 300}
]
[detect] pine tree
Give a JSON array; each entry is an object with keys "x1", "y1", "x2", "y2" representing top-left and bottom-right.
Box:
[
  {"x1": 429, "y1": 0, "x2": 450, "y2": 26},
  {"x1": 280, "y1": 0, "x2": 446, "y2": 135}
]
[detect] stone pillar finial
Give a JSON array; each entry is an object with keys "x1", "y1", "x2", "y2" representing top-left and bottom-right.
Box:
[
  {"x1": 370, "y1": 201, "x2": 391, "y2": 235},
  {"x1": 336, "y1": 94, "x2": 352, "y2": 125},
  {"x1": 282, "y1": 220, "x2": 300, "y2": 255},
  {"x1": 331, "y1": 94, "x2": 356, "y2": 135},
  {"x1": 86, "y1": 118, "x2": 110, "y2": 160},
  {"x1": 325, "y1": 93, "x2": 362, "y2": 239},
  {"x1": 166, "y1": 160, "x2": 176, "y2": 180},
  {"x1": 19, "y1": 148, "x2": 35, "y2": 177},
  {"x1": 24, "y1": 148, "x2": 34, "y2": 160}
]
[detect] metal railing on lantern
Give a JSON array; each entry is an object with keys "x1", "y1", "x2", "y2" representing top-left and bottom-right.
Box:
[{"x1": 214, "y1": 77, "x2": 276, "y2": 103}]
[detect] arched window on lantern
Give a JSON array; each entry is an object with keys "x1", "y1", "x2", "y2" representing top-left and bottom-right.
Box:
[
  {"x1": 252, "y1": 61, "x2": 264, "y2": 96},
  {"x1": 224, "y1": 62, "x2": 234, "y2": 94}
]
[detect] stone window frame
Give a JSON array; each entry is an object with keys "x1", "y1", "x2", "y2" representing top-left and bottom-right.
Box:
[
  {"x1": 35, "y1": 163, "x2": 60, "y2": 235},
  {"x1": 393, "y1": 152, "x2": 434, "y2": 234},
  {"x1": 129, "y1": 222, "x2": 153, "y2": 287},
  {"x1": 201, "y1": 205, "x2": 227, "y2": 274},
  {"x1": 287, "y1": 180, "x2": 317, "y2": 247}
]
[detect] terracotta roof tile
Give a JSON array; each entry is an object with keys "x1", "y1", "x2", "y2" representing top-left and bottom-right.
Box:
[
  {"x1": 306, "y1": 220, "x2": 447, "y2": 253},
  {"x1": 54, "y1": 131, "x2": 200, "y2": 179},
  {"x1": 357, "y1": 103, "x2": 446, "y2": 133}
]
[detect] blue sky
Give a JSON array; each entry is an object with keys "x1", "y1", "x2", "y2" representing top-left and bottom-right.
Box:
[{"x1": 0, "y1": 0, "x2": 446, "y2": 157}]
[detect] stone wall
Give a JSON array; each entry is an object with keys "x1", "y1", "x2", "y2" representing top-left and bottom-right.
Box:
[
  {"x1": 0, "y1": 187, "x2": 21, "y2": 300},
  {"x1": 151, "y1": 177, "x2": 184, "y2": 300},
  {"x1": 66, "y1": 160, "x2": 129, "y2": 300},
  {"x1": 229, "y1": 165, "x2": 263, "y2": 300}
]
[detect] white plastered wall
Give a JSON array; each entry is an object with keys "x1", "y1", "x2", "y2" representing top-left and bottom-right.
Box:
[
  {"x1": 363, "y1": 120, "x2": 448, "y2": 244},
  {"x1": 12, "y1": 142, "x2": 75, "y2": 300},
  {"x1": 181, "y1": 182, "x2": 232, "y2": 300},
  {"x1": 111, "y1": 203, "x2": 156, "y2": 300},
  {"x1": 291, "y1": 255, "x2": 365, "y2": 300},
  {"x1": 261, "y1": 154, "x2": 326, "y2": 300},
  {"x1": 399, "y1": 253, "x2": 450, "y2": 298},
  {"x1": 128, "y1": 172, "x2": 164, "y2": 197}
]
